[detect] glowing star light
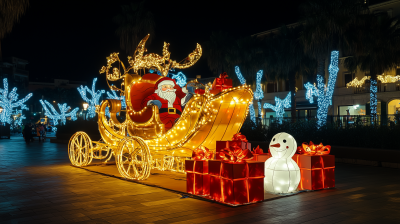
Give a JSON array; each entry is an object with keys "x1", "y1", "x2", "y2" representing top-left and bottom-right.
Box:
[
  {"x1": 171, "y1": 72, "x2": 187, "y2": 87},
  {"x1": 40, "y1": 100, "x2": 79, "y2": 125},
  {"x1": 263, "y1": 92, "x2": 291, "y2": 118},
  {"x1": 78, "y1": 78, "x2": 105, "y2": 118},
  {"x1": 235, "y1": 66, "x2": 264, "y2": 123},
  {"x1": 0, "y1": 78, "x2": 32, "y2": 124},
  {"x1": 304, "y1": 51, "x2": 339, "y2": 128}
]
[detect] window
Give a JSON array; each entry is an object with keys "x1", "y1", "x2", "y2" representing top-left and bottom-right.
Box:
[
  {"x1": 344, "y1": 73, "x2": 354, "y2": 86},
  {"x1": 267, "y1": 82, "x2": 277, "y2": 93}
]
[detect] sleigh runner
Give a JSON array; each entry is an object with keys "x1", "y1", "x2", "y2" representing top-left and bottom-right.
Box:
[{"x1": 68, "y1": 35, "x2": 253, "y2": 180}]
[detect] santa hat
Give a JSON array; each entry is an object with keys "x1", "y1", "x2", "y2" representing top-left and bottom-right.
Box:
[{"x1": 155, "y1": 77, "x2": 176, "y2": 89}]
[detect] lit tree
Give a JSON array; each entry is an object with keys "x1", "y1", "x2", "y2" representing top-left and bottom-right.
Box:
[
  {"x1": 234, "y1": 66, "x2": 264, "y2": 124},
  {"x1": 11, "y1": 109, "x2": 25, "y2": 129},
  {"x1": 263, "y1": 92, "x2": 291, "y2": 118},
  {"x1": 0, "y1": 78, "x2": 32, "y2": 124},
  {"x1": 39, "y1": 100, "x2": 79, "y2": 125},
  {"x1": 77, "y1": 78, "x2": 105, "y2": 118},
  {"x1": 304, "y1": 51, "x2": 339, "y2": 128}
]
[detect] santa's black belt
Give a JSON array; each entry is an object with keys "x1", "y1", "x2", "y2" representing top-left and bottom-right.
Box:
[{"x1": 159, "y1": 107, "x2": 182, "y2": 115}]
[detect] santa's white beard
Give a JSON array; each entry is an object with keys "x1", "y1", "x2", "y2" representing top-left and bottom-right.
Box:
[{"x1": 157, "y1": 90, "x2": 176, "y2": 107}]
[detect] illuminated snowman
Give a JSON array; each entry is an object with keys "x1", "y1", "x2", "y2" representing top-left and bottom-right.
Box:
[{"x1": 264, "y1": 132, "x2": 300, "y2": 194}]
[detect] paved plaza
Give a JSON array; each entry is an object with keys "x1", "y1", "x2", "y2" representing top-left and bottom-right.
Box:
[{"x1": 1, "y1": 135, "x2": 400, "y2": 224}]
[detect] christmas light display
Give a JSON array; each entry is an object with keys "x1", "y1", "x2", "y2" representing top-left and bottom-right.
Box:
[
  {"x1": 346, "y1": 76, "x2": 370, "y2": 88},
  {"x1": 234, "y1": 66, "x2": 263, "y2": 123},
  {"x1": 378, "y1": 74, "x2": 400, "y2": 83},
  {"x1": 68, "y1": 35, "x2": 254, "y2": 182},
  {"x1": 0, "y1": 78, "x2": 32, "y2": 124},
  {"x1": 265, "y1": 132, "x2": 300, "y2": 194},
  {"x1": 11, "y1": 109, "x2": 25, "y2": 129},
  {"x1": 171, "y1": 72, "x2": 187, "y2": 87},
  {"x1": 263, "y1": 92, "x2": 291, "y2": 118},
  {"x1": 77, "y1": 78, "x2": 105, "y2": 118},
  {"x1": 304, "y1": 82, "x2": 318, "y2": 103},
  {"x1": 370, "y1": 79, "x2": 377, "y2": 118},
  {"x1": 39, "y1": 100, "x2": 79, "y2": 125},
  {"x1": 304, "y1": 51, "x2": 339, "y2": 128},
  {"x1": 106, "y1": 89, "x2": 126, "y2": 108}
]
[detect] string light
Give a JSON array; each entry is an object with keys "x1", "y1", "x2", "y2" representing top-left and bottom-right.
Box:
[
  {"x1": 77, "y1": 78, "x2": 105, "y2": 118},
  {"x1": 171, "y1": 72, "x2": 187, "y2": 87},
  {"x1": 263, "y1": 92, "x2": 291, "y2": 118},
  {"x1": 377, "y1": 74, "x2": 400, "y2": 83},
  {"x1": 39, "y1": 100, "x2": 79, "y2": 125},
  {"x1": 304, "y1": 82, "x2": 318, "y2": 103},
  {"x1": 234, "y1": 66, "x2": 263, "y2": 123},
  {"x1": 0, "y1": 78, "x2": 32, "y2": 124},
  {"x1": 304, "y1": 51, "x2": 339, "y2": 128},
  {"x1": 346, "y1": 76, "x2": 370, "y2": 88},
  {"x1": 370, "y1": 79, "x2": 377, "y2": 118}
]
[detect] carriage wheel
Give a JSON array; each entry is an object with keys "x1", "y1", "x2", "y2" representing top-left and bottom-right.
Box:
[
  {"x1": 116, "y1": 137, "x2": 151, "y2": 180},
  {"x1": 92, "y1": 144, "x2": 110, "y2": 160},
  {"x1": 68, "y1": 132, "x2": 93, "y2": 166}
]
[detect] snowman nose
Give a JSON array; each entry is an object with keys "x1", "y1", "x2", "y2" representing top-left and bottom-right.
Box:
[{"x1": 271, "y1": 143, "x2": 280, "y2": 148}]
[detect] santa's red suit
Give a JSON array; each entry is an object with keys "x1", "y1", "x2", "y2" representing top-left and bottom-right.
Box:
[{"x1": 141, "y1": 77, "x2": 187, "y2": 130}]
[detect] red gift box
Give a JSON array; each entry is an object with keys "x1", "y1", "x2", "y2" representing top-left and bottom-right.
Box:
[
  {"x1": 208, "y1": 160, "x2": 264, "y2": 205},
  {"x1": 251, "y1": 153, "x2": 271, "y2": 162},
  {"x1": 250, "y1": 146, "x2": 271, "y2": 162},
  {"x1": 211, "y1": 72, "x2": 232, "y2": 94},
  {"x1": 216, "y1": 141, "x2": 251, "y2": 159},
  {"x1": 292, "y1": 154, "x2": 335, "y2": 190},
  {"x1": 185, "y1": 160, "x2": 210, "y2": 196},
  {"x1": 195, "y1": 89, "x2": 205, "y2": 95}
]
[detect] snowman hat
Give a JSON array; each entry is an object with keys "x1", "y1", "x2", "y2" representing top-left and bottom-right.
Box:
[{"x1": 155, "y1": 77, "x2": 176, "y2": 89}]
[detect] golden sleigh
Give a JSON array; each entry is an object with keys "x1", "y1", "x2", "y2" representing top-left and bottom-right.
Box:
[{"x1": 67, "y1": 35, "x2": 253, "y2": 180}]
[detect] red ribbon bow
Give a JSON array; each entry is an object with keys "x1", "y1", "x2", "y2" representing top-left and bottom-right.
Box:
[
  {"x1": 252, "y1": 145, "x2": 263, "y2": 154},
  {"x1": 296, "y1": 141, "x2": 331, "y2": 155},
  {"x1": 192, "y1": 146, "x2": 214, "y2": 160},
  {"x1": 232, "y1": 132, "x2": 248, "y2": 142},
  {"x1": 219, "y1": 143, "x2": 253, "y2": 163}
]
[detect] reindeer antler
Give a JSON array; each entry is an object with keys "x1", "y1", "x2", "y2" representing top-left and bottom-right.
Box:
[{"x1": 128, "y1": 34, "x2": 202, "y2": 77}]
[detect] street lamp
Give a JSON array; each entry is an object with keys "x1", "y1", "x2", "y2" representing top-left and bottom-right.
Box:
[
  {"x1": 0, "y1": 106, "x2": 3, "y2": 114},
  {"x1": 83, "y1": 103, "x2": 89, "y2": 120}
]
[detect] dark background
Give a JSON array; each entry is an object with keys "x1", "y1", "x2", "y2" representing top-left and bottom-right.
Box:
[{"x1": 2, "y1": 0, "x2": 387, "y2": 88}]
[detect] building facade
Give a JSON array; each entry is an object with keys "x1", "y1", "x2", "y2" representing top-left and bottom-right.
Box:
[{"x1": 253, "y1": 0, "x2": 400, "y2": 125}]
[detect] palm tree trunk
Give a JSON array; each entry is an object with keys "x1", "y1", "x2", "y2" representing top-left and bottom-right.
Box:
[
  {"x1": 317, "y1": 58, "x2": 325, "y2": 77},
  {"x1": 369, "y1": 64, "x2": 378, "y2": 125},
  {"x1": 288, "y1": 75, "x2": 296, "y2": 121}
]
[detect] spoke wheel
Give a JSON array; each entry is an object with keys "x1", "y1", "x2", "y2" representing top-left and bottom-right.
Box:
[
  {"x1": 68, "y1": 132, "x2": 93, "y2": 166},
  {"x1": 92, "y1": 144, "x2": 110, "y2": 160},
  {"x1": 116, "y1": 137, "x2": 151, "y2": 180}
]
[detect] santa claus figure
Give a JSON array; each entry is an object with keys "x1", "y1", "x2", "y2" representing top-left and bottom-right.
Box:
[{"x1": 141, "y1": 77, "x2": 191, "y2": 130}]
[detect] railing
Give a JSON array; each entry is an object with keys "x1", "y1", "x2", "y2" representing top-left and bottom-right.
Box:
[
  {"x1": 351, "y1": 83, "x2": 400, "y2": 94},
  {"x1": 260, "y1": 114, "x2": 400, "y2": 128}
]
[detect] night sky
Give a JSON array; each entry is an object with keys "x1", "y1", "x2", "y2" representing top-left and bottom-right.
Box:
[{"x1": 3, "y1": 0, "x2": 386, "y2": 88}]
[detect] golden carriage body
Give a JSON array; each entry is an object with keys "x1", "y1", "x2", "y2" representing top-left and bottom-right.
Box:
[{"x1": 68, "y1": 35, "x2": 253, "y2": 180}]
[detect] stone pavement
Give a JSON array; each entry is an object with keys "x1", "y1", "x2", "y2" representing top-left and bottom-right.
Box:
[{"x1": 1, "y1": 136, "x2": 400, "y2": 224}]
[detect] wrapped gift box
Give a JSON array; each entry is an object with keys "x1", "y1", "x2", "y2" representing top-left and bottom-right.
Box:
[
  {"x1": 210, "y1": 73, "x2": 232, "y2": 95},
  {"x1": 251, "y1": 153, "x2": 271, "y2": 162},
  {"x1": 195, "y1": 89, "x2": 205, "y2": 95},
  {"x1": 292, "y1": 154, "x2": 335, "y2": 190},
  {"x1": 185, "y1": 160, "x2": 210, "y2": 196},
  {"x1": 208, "y1": 160, "x2": 264, "y2": 205},
  {"x1": 216, "y1": 141, "x2": 251, "y2": 159}
]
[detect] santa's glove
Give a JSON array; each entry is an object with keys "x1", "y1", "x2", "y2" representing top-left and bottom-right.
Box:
[{"x1": 148, "y1": 100, "x2": 162, "y2": 109}]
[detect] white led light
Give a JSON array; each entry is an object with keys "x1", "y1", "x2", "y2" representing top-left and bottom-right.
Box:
[
  {"x1": 39, "y1": 100, "x2": 79, "y2": 125},
  {"x1": 0, "y1": 78, "x2": 32, "y2": 125},
  {"x1": 263, "y1": 92, "x2": 291, "y2": 118},
  {"x1": 77, "y1": 78, "x2": 105, "y2": 118}
]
